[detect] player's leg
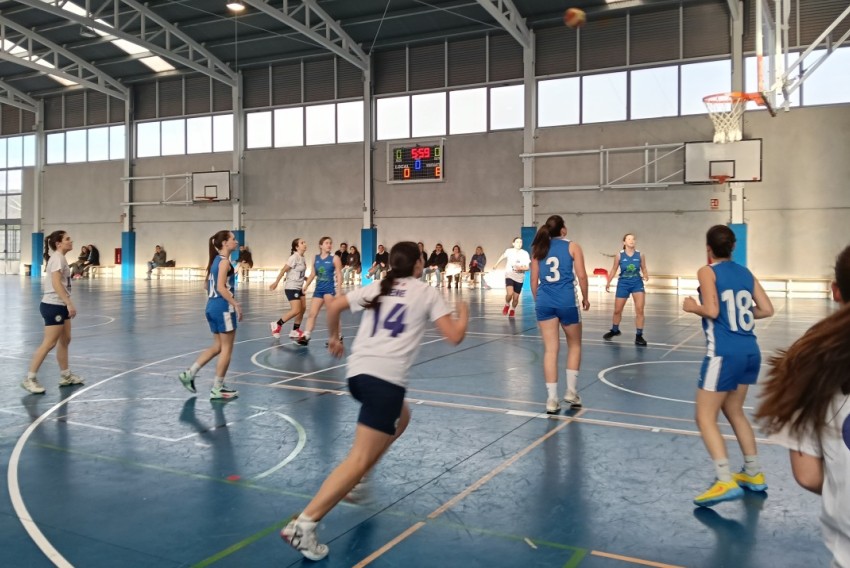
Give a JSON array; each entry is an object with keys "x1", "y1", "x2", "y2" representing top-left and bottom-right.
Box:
[
  {"x1": 211, "y1": 329, "x2": 238, "y2": 399},
  {"x1": 604, "y1": 296, "x2": 628, "y2": 340},
  {"x1": 562, "y1": 319, "x2": 583, "y2": 407},
  {"x1": 633, "y1": 291, "x2": 647, "y2": 345},
  {"x1": 538, "y1": 316, "x2": 561, "y2": 413},
  {"x1": 23, "y1": 322, "x2": 64, "y2": 393}
]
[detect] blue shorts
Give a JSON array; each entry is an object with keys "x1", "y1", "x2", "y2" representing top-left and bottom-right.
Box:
[
  {"x1": 285, "y1": 289, "x2": 303, "y2": 302},
  {"x1": 348, "y1": 374, "x2": 406, "y2": 435},
  {"x1": 505, "y1": 278, "x2": 524, "y2": 293},
  {"x1": 535, "y1": 304, "x2": 580, "y2": 325},
  {"x1": 40, "y1": 302, "x2": 70, "y2": 326},
  {"x1": 615, "y1": 278, "x2": 645, "y2": 299},
  {"x1": 313, "y1": 284, "x2": 335, "y2": 299},
  {"x1": 698, "y1": 352, "x2": 762, "y2": 392},
  {"x1": 205, "y1": 301, "x2": 237, "y2": 334}
]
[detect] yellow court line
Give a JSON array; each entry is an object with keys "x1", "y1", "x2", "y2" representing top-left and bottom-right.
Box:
[
  {"x1": 352, "y1": 411, "x2": 584, "y2": 566},
  {"x1": 591, "y1": 550, "x2": 685, "y2": 568}
]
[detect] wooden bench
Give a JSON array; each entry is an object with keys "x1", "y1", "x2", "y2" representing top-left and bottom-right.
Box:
[
  {"x1": 152, "y1": 266, "x2": 206, "y2": 280},
  {"x1": 87, "y1": 265, "x2": 116, "y2": 278}
]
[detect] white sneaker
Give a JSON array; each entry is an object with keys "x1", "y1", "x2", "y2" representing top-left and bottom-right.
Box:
[
  {"x1": 546, "y1": 397, "x2": 561, "y2": 414},
  {"x1": 22, "y1": 376, "x2": 46, "y2": 394},
  {"x1": 288, "y1": 329, "x2": 303, "y2": 339},
  {"x1": 270, "y1": 322, "x2": 281, "y2": 338},
  {"x1": 563, "y1": 391, "x2": 582, "y2": 408},
  {"x1": 281, "y1": 518, "x2": 329, "y2": 561},
  {"x1": 58, "y1": 372, "x2": 84, "y2": 387}
]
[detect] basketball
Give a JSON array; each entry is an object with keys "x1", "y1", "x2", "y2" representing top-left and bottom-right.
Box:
[{"x1": 564, "y1": 7, "x2": 586, "y2": 28}]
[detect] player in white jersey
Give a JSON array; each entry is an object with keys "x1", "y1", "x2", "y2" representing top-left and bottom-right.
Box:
[
  {"x1": 177, "y1": 230, "x2": 242, "y2": 400},
  {"x1": 269, "y1": 237, "x2": 308, "y2": 340},
  {"x1": 281, "y1": 241, "x2": 469, "y2": 561},
  {"x1": 22, "y1": 230, "x2": 85, "y2": 394},
  {"x1": 683, "y1": 225, "x2": 773, "y2": 507},
  {"x1": 491, "y1": 236, "x2": 531, "y2": 317},
  {"x1": 758, "y1": 244, "x2": 850, "y2": 568}
]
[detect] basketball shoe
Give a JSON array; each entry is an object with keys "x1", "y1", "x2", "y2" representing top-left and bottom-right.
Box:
[
  {"x1": 563, "y1": 391, "x2": 582, "y2": 408},
  {"x1": 603, "y1": 329, "x2": 621, "y2": 340},
  {"x1": 693, "y1": 479, "x2": 744, "y2": 507},
  {"x1": 732, "y1": 470, "x2": 768, "y2": 492},
  {"x1": 270, "y1": 322, "x2": 282, "y2": 338},
  {"x1": 281, "y1": 517, "x2": 329, "y2": 561}
]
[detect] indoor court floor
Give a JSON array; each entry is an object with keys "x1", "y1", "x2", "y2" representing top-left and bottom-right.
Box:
[{"x1": 0, "y1": 276, "x2": 832, "y2": 567}]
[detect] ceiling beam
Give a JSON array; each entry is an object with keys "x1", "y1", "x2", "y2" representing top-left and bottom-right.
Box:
[
  {"x1": 241, "y1": 0, "x2": 369, "y2": 71},
  {"x1": 14, "y1": 0, "x2": 237, "y2": 86},
  {"x1": 0, "y1": 14, "x2": 129, "y2": 100},
  {"x1": 474, "y1": 0, "x2": 530, "y2": 49},
  {"x1": 726, "y1": 0, "x2": 741, "y2": 21},
  {"x1": 0, "y1": 79, "x2": 38, "y2": 113}
]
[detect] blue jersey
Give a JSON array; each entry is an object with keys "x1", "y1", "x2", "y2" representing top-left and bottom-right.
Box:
[
  {"x1": 700, "y1": 261, "x2": 759, "y2": 356},
  {"x1": 618, "y1": 250, "x2": 642, "y2": 279},
  {"x1": 207, "y1": 255, "x2": 234, "y2": 301},
  {"x1": 535, "y1": 238, "x2": 577, "y2": 308},
  {"x1": 314, "y1": 254, "x2": 336, "y2": 289}
]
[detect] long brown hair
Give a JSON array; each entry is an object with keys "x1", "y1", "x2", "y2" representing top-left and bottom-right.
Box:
[
  {"x1": 531, "y1": 215, "x2": 565, "y2": 260},
  {"x1": 44, "y1": 230, "x2": 66, "y2": 264},
  {"x1": 756, "y1": 244, "x2": 850, "y2": 436},
  {"x1": 363, "y1": 241, "x2": 419, "y2": 311},
  {"x1": 206, "y1": 230, "x2": 232, "y2": 280}
]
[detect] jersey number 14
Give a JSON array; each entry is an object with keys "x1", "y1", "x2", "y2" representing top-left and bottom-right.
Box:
[{"x1": 371, "y1": 304, "x2": 407, "y2": 337}]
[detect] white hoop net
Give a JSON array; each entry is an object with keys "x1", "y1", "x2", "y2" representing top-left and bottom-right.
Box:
[{"x1": 703, "y1": 92, "x2": 756, "y2": 144}]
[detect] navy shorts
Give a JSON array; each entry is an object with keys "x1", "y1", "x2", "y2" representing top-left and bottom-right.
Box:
[
  {"x1": 285, "y1": 289, "x2": 303, "y2": 302},
  {"x1": 505, "y1": 278, "x2": 524, "y2": 293},
  {"x1": 348, "y1": 374, "x2": 406, "y2": 435},
  {"x1": 205, "y1": 301, "x2": 238, "y2": 334},
  {"x1": 535, "y1": 304, "x2": 580, "y2": 325},
  {"x1": 698, "y1": 352, "x2": 762, "y2": 392},
  {"x1": 615, "y1": 278, "x2": 645, "y2": 299},
  {"x1": 40, "y1": 302, "x2": 70, "y2": 326}
]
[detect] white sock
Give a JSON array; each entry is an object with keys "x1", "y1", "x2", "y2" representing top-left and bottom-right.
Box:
[
  {"x1": 714, "y1": 458, "x2": 732, "y2": 482},
  {"x1": 546, "y1": 383, "x2": 558, "y2": 399},
  {"x1": 213, "y1": 376, "x2": 224, "y2": 389},
  {"x1": 566, "y1": 369, "x2": 579, "y2": 394},
  {"x1": 27, "y1": 371, "x2": 37, "y2": 379},
  {"x1": 296, "y1": 513, "x2": 316, "y2": 525},
  {"x1": 743, "y1": 454, "x2": 760, "y2": 476},
  {"x1": 189, "y1": 362, "x2": 201, "y2": 377},
  {"x1": 60, "y1": 369, "x2": 70, "y2": 377}
]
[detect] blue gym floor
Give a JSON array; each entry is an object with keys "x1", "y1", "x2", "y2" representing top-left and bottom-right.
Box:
[{"x1": 0, "y1": 277, "x2": 832, "y2": 567}]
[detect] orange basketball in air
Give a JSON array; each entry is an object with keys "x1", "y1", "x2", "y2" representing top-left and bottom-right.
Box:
[{"x1": 564, "y1": 7, "x2": 586, "y2": 28}]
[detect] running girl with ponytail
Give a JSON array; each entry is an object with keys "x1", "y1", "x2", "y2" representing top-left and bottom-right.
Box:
[
  {"x1": 281, "y1": 241, "x2": 469, "y2": 561},
  {"x1": 269, "y1": 237, "x2": 308, "y2": 340},
  {"x1": 176, "y1": 230, "x2": 242, "y2": 400},
  {"x1": 22, "y1": 230, "x2": 84, "y2": 394},
  {"x1": 530, "y1": 215, "x2": 590, "y2": 414},
  {"x1": 298, "y1": 236, "x2": 343, "y2": 346}
]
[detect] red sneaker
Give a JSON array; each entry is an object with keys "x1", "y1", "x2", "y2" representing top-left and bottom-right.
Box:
[
  {"x1": 508, "y1": 309, "x2": 515, "y2": 317},
  {"x1": 502, "y1": 305, "x2": 510, "y2": 316}
]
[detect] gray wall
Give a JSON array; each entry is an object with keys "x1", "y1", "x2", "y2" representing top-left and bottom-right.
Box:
[{"x1": 21, "y1": 104, "x2": 850, "y2": 279}]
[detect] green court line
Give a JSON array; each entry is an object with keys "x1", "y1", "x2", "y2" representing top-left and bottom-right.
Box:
[
  {"x1": 190, "y1": 519, "x2": 289, "y2": 568},
  {"x1": 564, "y1": 548, "x2": 589, "y2": 568}
]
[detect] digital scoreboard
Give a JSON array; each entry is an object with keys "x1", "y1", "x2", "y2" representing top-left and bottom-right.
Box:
[{"x1": 387, "y1": 140, "x2": 444, "y2": 184}]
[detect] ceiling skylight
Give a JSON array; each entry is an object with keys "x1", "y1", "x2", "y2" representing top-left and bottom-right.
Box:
[{"x1": 1, "y1": 39, "x2": 77, "y2": 86}]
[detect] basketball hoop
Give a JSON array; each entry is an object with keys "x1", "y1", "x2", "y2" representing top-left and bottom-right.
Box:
[
  {"x1": 194, "y1": 196, "x2": 217, "y2": 203},
  {"x1": 709, "y1": 174, "x2": 731, "y2": 185},
  {"x1": 703, "y1": 92, "x2": 767, "y2": 144}
]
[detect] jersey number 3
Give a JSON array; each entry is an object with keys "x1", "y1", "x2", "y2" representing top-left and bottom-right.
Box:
[
  {"x1": 371, "y1": 304, "x2": 407, "y2": 337},
  {"x1": 544, "y1": 257, "x2": 560, "y2": 282},
  {"x1": 720, "y1": 289, "x2": 754, "y2": 332}
]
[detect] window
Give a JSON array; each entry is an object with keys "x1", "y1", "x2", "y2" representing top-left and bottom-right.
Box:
[
  {"x1": 681, "y1": 60, "x2": 731, "y2": 115},
  {"x1": 377, "y1": 96, "x2": 410, "y2": 140},
  {"x1": 538, "y1": 77, "x2": 580, "y2": 127},
  {"x1": 213, "y1": 114, "x2": 233, "y2": 152},
  {"x1": 337, "y1": 101, "x2": 363, "y2": 143},
  {"x1": 88, "y1": 127, "x2": 110, "y2": 161},
  {"x1": 187, "y1": 117, "x2": 213, "y2": 154},
  {"x1": 246, "y1": 111, "x2": 272, "y2": 148},
  {"x1": 7, "y1": 169, "x2": 22, "y2": 191},
  {"x1": 137, "y1": 122, "x2": 161, "y2": 158},
  {"x1": 583, "y1": 72, "x2": 627, "y2": 124},
  {"x1": 109, "y1": 125, "x2": 125, "y2": 160},
  {"x1": 47, "y1": 133, "x2": 65, "y2": 164},
  {"x1": 160, "y1": 119, "x2": 186, "y2": 156},
  {"x1": 65, "y1": 130, "x2": 87, "y2": 163},
  {"x1": 631, "y1": 66, "x2": 678, "y2": 119},
  {"x1": 490, "y1": 84, "x2": 524, "y2": 130},
  {"x1": 0, "y1": 139, "x2": 6, "y2": 169},
  {"x1": 801, "y1": 47, "x2": 850, "y2": 106},
  {"x1": 274, "y1": 107, "x2": 303, "y2": 148},
  {"x1": 22, "y1": 135, "x2": 35, "y2": 167},
  {"x1": 6, "y1": 136, "x2": 22, "y2": 168},
  {"x1": 411, "y1": 92, "x2": 446, "y2": 137},
  {"x1": 449, "y1": 88, "x2": 487, "y2": 134},
  {"x1": 305, "y1": 104, "x2": 335, "y2": 146}
]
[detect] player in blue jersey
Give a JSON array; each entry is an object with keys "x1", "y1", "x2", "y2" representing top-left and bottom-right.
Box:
[
  {"x1": 177, "y1": 230, "x2": 242, "y2": 400},
  {"x1": 603, "y1": 233, "x2": 649, "y2": 346},
  {"x1": 530, "y1": 215, "x2": 590, "y2": 414},
  {"x1": 299, "y1": 236, "x2": 343, "y2": 345},
  {"x1": 281, "y1": 242, "x2": 468, "y2": 560},
  {"x1": 683, "y1": 225, "x2": 773, "y2": 507}
]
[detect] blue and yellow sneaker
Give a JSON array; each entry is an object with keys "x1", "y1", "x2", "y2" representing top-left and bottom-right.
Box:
[
  {"x1": 693, "y1": 479, "x2": 744, "y2": 507},
  {"x1": 732, "y1": 470, "x2": 768, "y2": 492}
]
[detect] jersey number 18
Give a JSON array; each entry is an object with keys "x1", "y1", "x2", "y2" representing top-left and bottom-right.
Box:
[{"x1": 720, "y1": 289, "x2": 754, "y2": 332}]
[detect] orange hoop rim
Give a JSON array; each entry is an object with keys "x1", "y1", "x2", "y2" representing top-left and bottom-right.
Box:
[
  {"x1": 703, "y1": 91, "x2": 766, "y2": 106},
  {"x1": 709, "y1": 174, "x2": 731, "y2": 185}
]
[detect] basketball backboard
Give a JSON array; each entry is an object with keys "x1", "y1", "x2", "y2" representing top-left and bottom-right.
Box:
[
  {"x1": 192, "y1": 171, "x2": 231, "y2": 202},
  {"x1": 684, "y1": 139, "x2": 762, "y2": 184}
]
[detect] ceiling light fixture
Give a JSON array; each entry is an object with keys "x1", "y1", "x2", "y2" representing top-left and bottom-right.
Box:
[{"x1": 226, "y1": 1, "x2": 246, "y2": 12}]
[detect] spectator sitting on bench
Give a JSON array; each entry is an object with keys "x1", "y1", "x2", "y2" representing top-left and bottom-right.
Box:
[
  {"x1": 366, "y1": 244, "x2": 388, "y2": 280},
  {"x1": 70, "y1": 245, "x2": 89, "y2": 278},
  {"x1": 78, "y1": 244, "x2": 100, "y2": 278},
  {"x1": 145, "y1": 245, "x2": 167, "y2": 280}
]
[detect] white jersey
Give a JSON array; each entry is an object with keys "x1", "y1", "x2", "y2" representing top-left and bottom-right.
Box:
[
  {"x1": 503, "y1": 247, "x2": 530, "y2": 282},
  {"x1": 42, "y1": 251, "x2": 71, "y2": 306},
  {"x1": 284, "y1": 253, "x2": 307, "y2": 290},
  {"x1": 770, "y1": 393, "x2": 850, "y2": 568},
  {"x1": 345, "y1": 277, "x2": 452, "y2": 388}
]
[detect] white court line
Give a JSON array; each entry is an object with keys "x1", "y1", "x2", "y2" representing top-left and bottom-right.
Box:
[
  {"x1": 248, "y1": 407, "x2": 307, "y2": 481},
  {"x1": 660, "y1": 329, "x2": 702, "y2": 359},
  {"x1": 7, "y1": 335, "x2": 274, "y2": 568}
]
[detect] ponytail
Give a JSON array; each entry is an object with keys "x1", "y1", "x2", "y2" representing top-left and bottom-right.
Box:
[
  {"x1": 531, "y1": 215, "x2": 566, "y2": 260},
  {"x1": 44, "y1": 230, "x2": 66, "y2": 265},
  {"x1": 290, "y1": 238, "x2": 301, "y2": 255},
  {"x1": 206, "y1": 230, "x2": 232, "y2": 280},
  {"x1": 363, "y1": 241, "x2": 419, "y2": 311}
]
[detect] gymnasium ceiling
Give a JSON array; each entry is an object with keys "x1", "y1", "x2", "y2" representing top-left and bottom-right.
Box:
[{"x1": 0, "y1": 0, "x2": 723, "y2": 97}]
